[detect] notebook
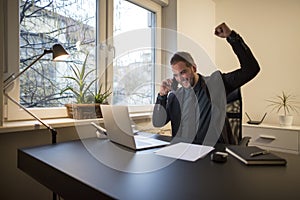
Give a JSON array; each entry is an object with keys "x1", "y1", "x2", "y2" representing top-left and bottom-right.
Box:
[
  {"x1": 226, "y1": 145, "x2": 287, "y2": 165},
  {"x1": 100, "y1": 105, "x2": 170, "y2": 150}
]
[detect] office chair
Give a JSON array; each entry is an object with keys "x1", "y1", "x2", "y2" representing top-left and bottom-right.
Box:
[{"x1": 226, "y1": 88, "x2": 250, "y2": 146}]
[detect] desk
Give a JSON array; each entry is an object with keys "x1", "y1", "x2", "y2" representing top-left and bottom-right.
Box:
[{"x1": 18, "y1": 136, "x2": 300, "y2": 200}]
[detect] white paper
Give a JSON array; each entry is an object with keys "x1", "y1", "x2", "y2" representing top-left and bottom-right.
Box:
[{"x1": 155, "y1": 142, "x2": 214, "y2": 162}]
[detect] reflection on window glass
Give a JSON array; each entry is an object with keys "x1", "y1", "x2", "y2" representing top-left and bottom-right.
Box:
[
  {"x1": 19, "y1": 0, "x2": 96, "y2": 107},
  {"x1": 113, "y1": 0, "x2": 155, "y2": 105}
]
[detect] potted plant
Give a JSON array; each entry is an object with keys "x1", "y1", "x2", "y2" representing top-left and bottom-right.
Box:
[
  {"x1": 86, "y1": 84, "x2": 112, "y2": 104},
  {"x1": 61, "y1": 53, "x2": 111, "y2": 119},
  {"x1": 266, "y1": 91, "x2": 299, "y2": 126}
]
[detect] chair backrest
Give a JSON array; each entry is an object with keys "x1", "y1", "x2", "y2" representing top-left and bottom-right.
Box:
[{"x1": 226, "y1": 88, "x2": 242, "y2": 145}]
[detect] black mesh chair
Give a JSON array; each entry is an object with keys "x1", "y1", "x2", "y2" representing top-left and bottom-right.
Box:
[{"x1": 226, "y1": 88, "x2": 250, "y2": 146}]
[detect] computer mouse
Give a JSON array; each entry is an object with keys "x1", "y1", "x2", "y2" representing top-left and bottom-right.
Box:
[{"x1": 211, "y1": 151, "x2": 228, "y2": 163}]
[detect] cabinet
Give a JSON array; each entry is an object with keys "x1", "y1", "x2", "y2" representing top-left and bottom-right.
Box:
[{"x1": 243, "y1": 123, "x2": 300, "y2": 154}]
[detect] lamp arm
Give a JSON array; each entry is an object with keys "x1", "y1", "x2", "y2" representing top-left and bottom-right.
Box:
[
  {"x1": 3, "y1": 92, "x2": 57, "y2": 144},
  {"x1": 4, "y1": 49, "x2": 51, "y2": 90}
]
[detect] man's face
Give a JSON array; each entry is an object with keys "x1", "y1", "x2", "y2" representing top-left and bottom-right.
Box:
[{"x1": 172, "y1": 61, "x2": 196, "y2": 88}]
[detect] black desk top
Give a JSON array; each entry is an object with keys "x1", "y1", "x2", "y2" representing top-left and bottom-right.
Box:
[{"x1": 18, "y1": 137, "x2": 300, "y2": 200}]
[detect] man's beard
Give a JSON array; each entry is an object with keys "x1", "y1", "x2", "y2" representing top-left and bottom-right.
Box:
[{"x1": 181, "y1": 75, "x2": 195, "y2": 88}]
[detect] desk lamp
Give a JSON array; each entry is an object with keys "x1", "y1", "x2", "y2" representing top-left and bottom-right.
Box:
[{"x1": 3, "y1": 44, "x2": 69, "y2": 144}]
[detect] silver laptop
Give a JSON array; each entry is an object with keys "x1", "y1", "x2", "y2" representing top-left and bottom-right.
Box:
[{"x1": 100, "y1": 105, "x2": 170, "y2": 150}]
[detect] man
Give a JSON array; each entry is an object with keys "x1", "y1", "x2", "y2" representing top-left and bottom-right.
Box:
[{"x1": 152, "y1": 23, "x2": 260, "y2": 145}]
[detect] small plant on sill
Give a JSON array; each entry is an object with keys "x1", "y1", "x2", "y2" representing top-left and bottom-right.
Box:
[{"x1": 60, "y1": 53, "x2": 111, "y2": 119}]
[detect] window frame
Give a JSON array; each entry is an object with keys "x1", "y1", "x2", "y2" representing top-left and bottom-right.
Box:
[{"x1": 4, "y1": 0, "x2": 163, "y2": 121}]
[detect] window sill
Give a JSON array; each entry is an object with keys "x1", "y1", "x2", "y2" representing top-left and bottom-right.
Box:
[{"x1": 0, "y1": 112, "x2": 153, "y2": 134}]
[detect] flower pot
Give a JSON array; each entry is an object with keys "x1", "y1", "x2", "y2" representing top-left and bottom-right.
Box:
[
  {"x1": 278, "y1": 115, "x2": 293, "y2": 127},
  {"x1": 65, "y1": 103, "x2": 103, "y2": 119}
]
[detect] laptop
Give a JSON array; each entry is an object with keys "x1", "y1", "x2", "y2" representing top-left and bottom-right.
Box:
[{"x1": 100, "y1": 105, "x2": 170, "y2": 150}]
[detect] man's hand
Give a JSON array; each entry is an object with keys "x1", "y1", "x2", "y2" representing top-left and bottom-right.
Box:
[
  {"x1": 214, "y1": 22, "x2": 232, "y2": 38},
  {"x1": 159, "y1": 78, "x2": 173, "y2": 96}
]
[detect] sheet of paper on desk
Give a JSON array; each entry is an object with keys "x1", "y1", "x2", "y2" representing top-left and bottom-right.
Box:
[{"x1": 155, "y1": 142, "x2": 214, "y2": 162}]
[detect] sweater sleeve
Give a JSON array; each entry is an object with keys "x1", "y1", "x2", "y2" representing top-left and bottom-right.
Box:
[
  {"x1": 152, "y1": 94, "x2": 170, "y2": 127},
  {"x1": 222, "y1": 30, "x2": 260, "y2": 94}
]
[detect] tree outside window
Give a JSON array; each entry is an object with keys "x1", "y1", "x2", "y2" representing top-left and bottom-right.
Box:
[{"x1": 19, "y1": 0, "x2": 96, "y2": 108}]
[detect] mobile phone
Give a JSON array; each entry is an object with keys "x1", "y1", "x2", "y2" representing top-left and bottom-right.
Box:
[{"x1": 171, "y1": 77, "x2": 178, "y2": 91}]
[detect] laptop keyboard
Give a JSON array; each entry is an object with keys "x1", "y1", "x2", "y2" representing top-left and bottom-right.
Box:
[{"x1": 135, "y1": 131, "x2": 156, "y2": 138}]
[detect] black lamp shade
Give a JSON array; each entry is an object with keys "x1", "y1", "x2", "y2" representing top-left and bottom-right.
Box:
[{"x1": 52, "y1": 44, "x2": 69, "y2": 61}]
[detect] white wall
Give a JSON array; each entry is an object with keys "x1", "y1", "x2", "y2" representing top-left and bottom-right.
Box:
[
  {"x1": 177, "y1": 0, "x2": 216, "y2": 76},
  {"x1": 215, "y1": 0, "x2": 300, "y2": 125}
]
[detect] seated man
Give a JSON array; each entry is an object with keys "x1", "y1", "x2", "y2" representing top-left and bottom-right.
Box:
[{"x1": 152, "y1": 22, "x2": 260, "y2": 145}]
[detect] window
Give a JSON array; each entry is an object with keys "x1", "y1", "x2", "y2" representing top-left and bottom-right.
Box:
[
  {"x1": 4, "y1": 0, "x2": 162, "y2": 121},
  {"x1": 112, "y1": 0, "x2": 157, "y2": 105},
  {"x1": 105, "y1": 0, "x2": 162, "y2": 109}
]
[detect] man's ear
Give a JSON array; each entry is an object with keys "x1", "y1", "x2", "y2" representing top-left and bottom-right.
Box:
[{"x1": 192, "y1": 65, "x2": 197, "y2": 72}]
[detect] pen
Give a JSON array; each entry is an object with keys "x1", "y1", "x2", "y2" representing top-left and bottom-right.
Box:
[{"x1": 250, "y1": 150, "x2": 269, "y2": 157}]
